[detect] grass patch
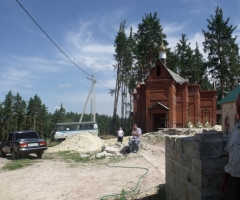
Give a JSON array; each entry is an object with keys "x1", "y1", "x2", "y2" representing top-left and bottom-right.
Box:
[
  {"x1": 1, "y1": 159, "x2": 37, "y2": 171},
  {"x1": 114, "y1": 189, "x2": 127, "y2": 200},
  {"x1": 46, "y1": 140, "x2": 59, "y2": 147},
  {"x1": 57, "y1": 151, "x2": 90, "y2": 162}
]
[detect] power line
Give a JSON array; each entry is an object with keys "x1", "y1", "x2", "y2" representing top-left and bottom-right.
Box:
[{"x1": 16, "y1": 0, "x2": 111, "y2": 90}]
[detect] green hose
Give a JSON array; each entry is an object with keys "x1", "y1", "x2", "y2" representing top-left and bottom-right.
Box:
[{"x1": 100, "y1": 163, "x2": 149, "y2": 200}]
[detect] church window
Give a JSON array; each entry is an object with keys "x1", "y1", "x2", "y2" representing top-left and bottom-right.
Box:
[{"x1": 157, "y1": 65, "x2": 161, "y2": 76}]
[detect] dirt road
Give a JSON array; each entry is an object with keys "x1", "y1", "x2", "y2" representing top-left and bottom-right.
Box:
[{"x1": 0, "y1": 141, "x2": 166, "y2": 200}]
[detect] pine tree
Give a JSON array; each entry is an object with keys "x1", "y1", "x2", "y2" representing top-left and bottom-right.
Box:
[
  {"x1": 122, "y1": 26, "x2": 136, "y2": 128},
  {"x1": 0, "y1": 102, "x2": 4, "y2": 139},
  {"x1": 27, "y1": 94, "x2": 43, "y2": 131},
  {"x1": 2, "y1": 91, "x2": 14, "y2": 134},
  {"x1": 202, "y1": 6, "x2": 240, "y2": 101},
  {"x1": 192, "y1": 42, "x2": 211, "y2": 88},
  {"x1": 110, "y1": 20, "x2": 128, "y2": 134},
  {"x1": 134, "y1": 12, "x2": 167, "y2": 82},
  {"x1": 52, "y1": 103, "x2": 66, "y2": 124},
  {"x1": 175, "y1": 34, "x2": 195, "y2": 83},
  {"x1": 166, "y1": 48, "x2": 179, "y2": 73},
  {"x1": 12, "y1": 92, "x2": 27, "y2": 130}
]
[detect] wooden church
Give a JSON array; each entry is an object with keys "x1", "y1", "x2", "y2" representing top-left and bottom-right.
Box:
[{"x1": 132, "y1": 45, "x2": 217, "y2": 133}]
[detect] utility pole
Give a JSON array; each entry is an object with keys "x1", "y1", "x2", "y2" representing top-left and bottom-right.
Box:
[{"x1": 79, "y1": 74, "x2": 96, "y2": 122}]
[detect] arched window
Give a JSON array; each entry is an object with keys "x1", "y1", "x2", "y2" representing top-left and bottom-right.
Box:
[{"x1": 157, "y1": 65, "x2": 161, "y2": 76}]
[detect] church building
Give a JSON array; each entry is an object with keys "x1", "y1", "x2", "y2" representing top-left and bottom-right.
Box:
[{"x1": 132, "y1": 45, "x2": 217, "y2": 133}]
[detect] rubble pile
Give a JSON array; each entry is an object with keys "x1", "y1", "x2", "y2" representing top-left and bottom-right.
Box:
[
  {"x1": 47, "y1": 132, "x2": 105, "y2": 154},
  {"x1": 47, "y1": 125, "x2": 223, "y2": 157}
]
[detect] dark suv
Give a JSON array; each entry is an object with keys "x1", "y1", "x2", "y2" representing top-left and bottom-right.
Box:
[{"x1": 0, "y1": 130, "x2": 47, "y2": 159}]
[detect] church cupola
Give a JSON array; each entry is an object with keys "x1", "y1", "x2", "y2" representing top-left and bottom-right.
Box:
[{"x1": 159, "y1": 42, "x2": 166, "y2": 66}]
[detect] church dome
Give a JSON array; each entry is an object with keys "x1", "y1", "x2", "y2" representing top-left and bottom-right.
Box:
[{"x1": 159, "y1": 42, "x2": 166, "y2": 52}]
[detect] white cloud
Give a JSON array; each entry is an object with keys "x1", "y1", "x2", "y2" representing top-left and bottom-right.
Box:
[
  {"x1": 22, "y1": 84, "x2": 33, "y2": 88},
  {"x1": 163, "y1": 23, "x2": 185, "y2": 36},
  {"x1": 82, "y1": 44, "x2": 113, "y2": 54},
  {"x1": 64, "y1": 23, "x2": 115, "y2": 72},
  {"x1": 0, "y1": 67, "x2": 31, "y2": 87},
  {"x1": 59, "y1": 83, "x2": 73, "y2": 88},
  {"x1": 188, "y1": 31, "x2": 206, "y2": 57}
]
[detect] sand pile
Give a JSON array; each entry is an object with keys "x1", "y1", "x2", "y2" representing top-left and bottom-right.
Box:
[{"x1": 47, "y1": 132, "x2": 105, "y2": 154}]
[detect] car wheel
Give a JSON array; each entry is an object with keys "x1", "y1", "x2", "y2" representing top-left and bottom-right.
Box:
[
  {"x1": 11, "y1": 149, "x2": 19, "y2": 160},
  {"x1": 37, "y1": 151, "x2": 43, "y2": 159},
  {"x1": 0, "y1": 148, "x2": 6, "y2": 157}
]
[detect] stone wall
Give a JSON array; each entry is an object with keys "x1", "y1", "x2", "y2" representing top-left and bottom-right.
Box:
[{"x1": 165, "y1": 131, "x2": 228, "y2": 200}]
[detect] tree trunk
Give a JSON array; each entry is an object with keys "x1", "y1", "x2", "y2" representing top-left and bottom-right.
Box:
[{"x1": 110, "y1": 65, "x2": 121, "y2": 134}]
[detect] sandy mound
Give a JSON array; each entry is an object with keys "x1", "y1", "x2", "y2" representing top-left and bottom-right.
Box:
[{"x1": 47, "y1": 132, "x2": 105, "y2": 154}]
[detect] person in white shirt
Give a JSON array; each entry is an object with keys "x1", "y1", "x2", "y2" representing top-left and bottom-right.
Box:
[
  {"x1": 129, "y1": 124, "x2": 142, "y2": 153},
  {"x1": 221, "y1": 93, "x2": 240, "y2": 199},
  {"x1": 117, "y1": 127, "x2": 124, "y2": 144}
]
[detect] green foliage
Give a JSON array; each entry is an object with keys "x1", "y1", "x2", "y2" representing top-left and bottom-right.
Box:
[
  {"x1": 3, "y1": 91, "x2": 14, "y2": 135},
  {"x1": 111, "y1": 20, "x2": 133, "y2": 134},
  {"x1": 166, "y1": 48, "x2": 179, "y2": 73},
  {"x1": 202, "y1": 6, "x2": 240, "y2": 101},
  {"x1": 0, "y1": 90, "x2": 120, "y2": 138},
  {"x1": 1, "y1": 159, "x2": 36, "y2": 171},
  {"x1": 57, "y1": 151, "x2": 90, "y2": 162},
  {"x1": 12, "y1": 92, "x2": 27, "y2": 131},
  {"x1": 175, "y1": 34, "x2": 195, "y2": 82},
  {"x1": 134, "y1": 12, "x2": 167, "y2": 82},
  {"x1": 114, "y1": 189, "x2": 127, "y2": 200}
]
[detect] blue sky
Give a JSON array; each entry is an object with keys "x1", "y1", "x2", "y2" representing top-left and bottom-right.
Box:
[{"x1": 1, "y1": 0, "x2": 240, "y2": 116}]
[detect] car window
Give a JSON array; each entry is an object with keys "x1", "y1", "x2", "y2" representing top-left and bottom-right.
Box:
[
  {"x1": 15, "y1": 132, "x2": 39, "y2": 140},
  {"x1": 5, "y1": 134, "x2": 13, "y2": 141}
]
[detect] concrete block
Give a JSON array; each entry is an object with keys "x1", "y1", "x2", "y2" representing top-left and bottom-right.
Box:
[
  {"x1": 165, "y1": 146, "x2": 171, "y2": 158},
  {"x1": 165, "y1": 134, "x2": 228, "y2": 200},
  {"x1": 168, "y1": 149, "x2": 181, "y2": 162},
  {"x1": 192, "y1": 158, "x2": 201, "y2": 174},
  {"x1": 201, "y1": 191, "x2": 226, "y2": 200},
  {"x1": 168, "y1": 159, "x2": 176, "y2": 174},
  {"x1": 198, "y1": 140, "x2": 224, "y2": 159},
  {"x1": 201, "y1": 157, "x2": 228, "y2": 175},
  {"x1": 165, "y1": 135, "x2": 175, "y2": 148},
  {"x1": 201, "y1": 174, "x2": 223, "y2": 191},
  {"x1": 188, "y1": 171, "x2": 201, "y2": 190},
  {"x1": 105, "y1": 146, "x2": 118, "y2": 154},
  {"x1": 167, "y1": 170, "x2": 177, "y2": 189},
  {"x1": 194, "y1": 131, "x2": 223, "y2": 141},
  {"x1": 177, "y1": 179, "x2": 188, "y2": 198},
  {"x1": 174, "y1": 162, "x2": 190, "y2": 182},
  {"x1": 183, "y1": 139, "x2": 225, "y2": 159},
  {"x1": 183, "y1": 138, "x2": 200, "y2": 158},
  {"x1": 174, "y1": 136, "x2": 186, "y2": 152},
  {"x1": 186, "y1": 184, "x2": 201, "y2": 200},
  {"x1": 180, "y1": 153, "x2": 192, "y2": 170}
]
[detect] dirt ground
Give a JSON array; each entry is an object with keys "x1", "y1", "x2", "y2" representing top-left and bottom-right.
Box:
[{"x1": 0, "y1": 139, "x2": 166, "y2": 200}]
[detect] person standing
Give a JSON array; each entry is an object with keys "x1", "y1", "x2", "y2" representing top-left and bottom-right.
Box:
[
  {"x1": 117, "y1": 127, "x2": 124, "y2": 144},
  {"x1": 225, "y1": 111, "x2": 230, "y2": 135},
  {"x1": 221, "y1": 93, "x2": 240, "y2": 199},
  {"x1": 128, "y1": 124, "x2": 142, "y2": 153}
]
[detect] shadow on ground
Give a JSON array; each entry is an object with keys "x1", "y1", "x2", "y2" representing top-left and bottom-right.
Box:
[{"x1": 136, "y1": 184, "x2": 165, "y2": 200}]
